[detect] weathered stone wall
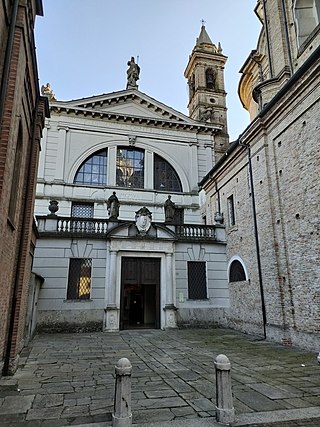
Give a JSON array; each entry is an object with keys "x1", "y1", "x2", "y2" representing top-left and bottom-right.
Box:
[
  {"x1": 36, "y1": 310, "x2": 104, "y2": 333},
  {"x1": 203, "y1": 31, "x2": 320, "y2": 349},
  {"x1": 262, "y1": 81, "x2": 320, "y2": 343},
  {"x1": 202, "y1": 145, "x2": 267, "y2": 337}
]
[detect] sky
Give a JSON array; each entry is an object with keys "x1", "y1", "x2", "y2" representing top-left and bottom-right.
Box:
[{"x1": 35, "y1": 0, "x2": 261, "y2": 141}]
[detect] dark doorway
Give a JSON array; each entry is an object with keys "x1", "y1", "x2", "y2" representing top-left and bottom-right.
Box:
[{"x1": 120, "y1": 257, "x2": 160, "y2": 330}]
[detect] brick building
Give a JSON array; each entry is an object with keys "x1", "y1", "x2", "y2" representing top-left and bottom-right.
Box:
[
  {"x1": 0, "y1": 0, "x2": 47, "y2": 375},
  {"x1": 200, "y1": 0, "x2": 320, "y2": 350}
]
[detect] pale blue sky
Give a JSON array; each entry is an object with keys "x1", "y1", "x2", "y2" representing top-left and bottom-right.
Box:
[{"x1": 35, "y1": 0, "x2": 261, "y2": 141}]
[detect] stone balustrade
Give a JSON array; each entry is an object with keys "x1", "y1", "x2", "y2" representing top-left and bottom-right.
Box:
[
  {"x1": 175, "y1": 224, "x2": 216, "y2": 240},
  {"x1": 36, "y1": 215, "x2": 222, "y2": 241}
]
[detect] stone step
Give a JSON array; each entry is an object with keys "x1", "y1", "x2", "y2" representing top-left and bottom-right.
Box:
[
  {"x1": 62, "y1": 419, "x2": 219, "y2": 427},
  {"x1": 64, "y1": 409, "x2": 320, "y2": 427},
  {"x1": 136, "y1": 418, "x2": 220, "y2": 426}
]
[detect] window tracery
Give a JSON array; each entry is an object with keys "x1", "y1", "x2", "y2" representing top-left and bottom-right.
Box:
[
  {"x1": 154, "y1": 154, "x2": 182, "y2": 192},
  {"x1": 74, "y1": 149, "x2": 107, "y2": 186},
  {"x1": 116, "y1": 147, "x2": 144, "y2": 188}
]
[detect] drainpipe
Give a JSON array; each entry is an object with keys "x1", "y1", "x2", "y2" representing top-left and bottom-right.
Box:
[
  {"x1": 0, "y1": 0, "x2": 19, "y2": 130},
  {"x1": 239, "y1": 141, "x2": 267, "y2": 339},
  {"x1": 262, "y1": 0, "x2": 274, "y2": 78},
  {"x1": 215, "y1": 180, "x2": 221, "y2": 213},
  {"x1": 280, "y1": 0, "x2": 294, "y2": 75}
]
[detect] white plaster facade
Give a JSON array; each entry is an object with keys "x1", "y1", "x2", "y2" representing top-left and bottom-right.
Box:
[{"x1": 33, "y1": 86, "x2": 230, "y2": 332}]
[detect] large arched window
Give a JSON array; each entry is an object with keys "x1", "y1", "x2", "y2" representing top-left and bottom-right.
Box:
[
  {"x1": 116, "y1": 147, "x2": 144, "y2": 188},
  {"x1": 74, "y1": 149, "x2": 107, "y2": 186},
  {"x1": 294, "y1": 0, "x2": 320, "y2": 46},
  {"x1": 154, "y1": 154, "x2": 182, "y2": 192},
  {"x1": 229, "y1": 258, "x2": 247, "y2": 282}
]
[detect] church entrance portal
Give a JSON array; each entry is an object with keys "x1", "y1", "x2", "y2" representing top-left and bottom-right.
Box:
[{"x1": 120, "y1": 257, "x2": 160, "y2": 330}]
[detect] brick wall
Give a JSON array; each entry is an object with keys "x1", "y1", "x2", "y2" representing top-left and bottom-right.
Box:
[{"x1": 0, "y1": 0, "x2": 46, "y2": 375}]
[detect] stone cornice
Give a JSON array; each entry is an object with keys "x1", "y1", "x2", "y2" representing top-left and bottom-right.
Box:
[
  {"x1": 77, "y1": 93, "x2": 184, "y2": 121},
  {"x1": 53, "y1": 90, "x2": 191, "y2": 123},
  {"x1": 49, "y1": 105, "x2": 223, "y2": 134}
]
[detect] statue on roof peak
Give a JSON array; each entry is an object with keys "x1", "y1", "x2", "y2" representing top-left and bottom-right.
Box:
[{"x1": 126, "y1": 57, "x2": 140, "y2": 90}]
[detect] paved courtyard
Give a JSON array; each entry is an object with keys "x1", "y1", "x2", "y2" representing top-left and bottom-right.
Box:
[{"x1": 0, "y1": 328, "x2": 319, "y2": 426}]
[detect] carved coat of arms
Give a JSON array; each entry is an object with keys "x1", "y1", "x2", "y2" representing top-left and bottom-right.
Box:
[{"x1": 135, "y1": 207, "x2": 152, "y2": 235}]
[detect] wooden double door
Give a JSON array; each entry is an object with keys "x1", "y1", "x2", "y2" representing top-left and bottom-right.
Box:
[{"x1": 120, "y1": 257, "x2": 160, "y2": 330}]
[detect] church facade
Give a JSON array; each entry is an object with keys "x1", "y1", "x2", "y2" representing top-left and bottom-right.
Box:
[
  {"x1": 33, "y1": 27, "x2": 232, "y2": 332},
  {"x1": 200, "y1": 0, "x2": 320, "y2": 350}
]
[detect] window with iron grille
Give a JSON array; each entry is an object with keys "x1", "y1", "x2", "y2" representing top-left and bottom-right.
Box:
[
  {"x1": 229, "y1": 260, "x2": 246, "y2": 282},
  {"x1": 67, "y1": 258, "x2": 92, "y2": 300},
  {"x1": 116, "y1": 147, "x2": 144, "y2": 188},
  {"x1": 74, "y1": 149, "x2": 107, "y2": 186},
  {"x1": 71, "y1": 202, "x2": 94, "y2": 232},
  {"x1": 227, "y1": 194, "x2": 235, "y2": 226},
  {"x1": 187, "y1": 261, "x2": 207, "y2": 300},
  {"x1": 71, "y1": 202, "x2": 94, "y2": 218},
  {"x1": 154, "y1": 154, "x2": 182, "y2": 192}
]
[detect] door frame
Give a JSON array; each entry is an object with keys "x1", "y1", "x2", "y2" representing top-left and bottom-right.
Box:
[{"x1": 120, "y1": 256, "x2": 161, "y2": 330}]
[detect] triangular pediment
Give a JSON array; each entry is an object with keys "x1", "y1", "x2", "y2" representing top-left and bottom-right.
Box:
[{"x1": 50, "y1": 89, "x2": 195, "y2": 124}]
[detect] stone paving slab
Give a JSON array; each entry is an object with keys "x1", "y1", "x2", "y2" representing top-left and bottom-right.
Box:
[
  {"x1": 0, "y1": 395, "x2": 34, "y2": 414},
  {"x1": 0, "y1": 328, "x2": 319, "y2": 427}
]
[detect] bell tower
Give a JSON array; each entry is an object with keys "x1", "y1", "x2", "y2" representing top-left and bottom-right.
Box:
[{"x1": 185, "y1": 25, "x2": 229, "y2": 154}]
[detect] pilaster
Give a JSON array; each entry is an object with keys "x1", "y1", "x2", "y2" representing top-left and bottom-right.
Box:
[
  {"x1": 164, "y1": 253, "x2": 177, "y2": 328},
  {"x1": 54, "y1": 125, "x2": 68, "y2": 182},
  {"x1": 108, "y1": 146, "x2": 117, "y2": 186},
  {"x1": 144, "y1": 150, "x2": 153, "y2": 190},
  {"x1": 104, "y1": 249, "x2": 119, "y2": 331}
]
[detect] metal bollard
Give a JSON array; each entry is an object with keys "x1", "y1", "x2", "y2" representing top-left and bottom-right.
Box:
[
  {"x1": 214, "y1": 354, "x2": 235, "y2": 424},
  {"x1": 112, "y1": 357, "x2": 132, "y2": 427}
]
